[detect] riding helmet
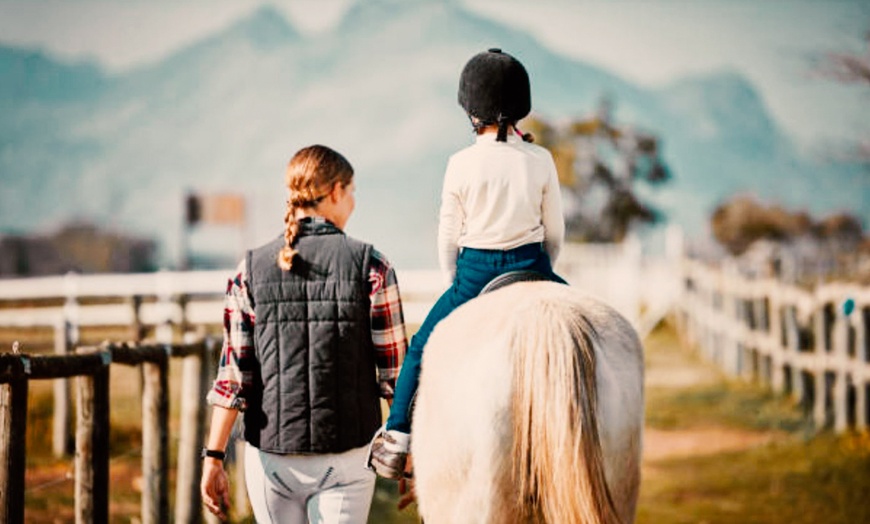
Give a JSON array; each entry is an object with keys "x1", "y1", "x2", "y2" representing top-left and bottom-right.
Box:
[{"x1": 458, "y1": 48, "x2": 531, "y2": 140}]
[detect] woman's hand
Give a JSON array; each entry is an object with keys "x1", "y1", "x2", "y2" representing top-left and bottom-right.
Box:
[
  {"x1": 201, "y1": 406, "x2": 238, "y2": 519},
  {"x1": 201, "y1": 458, "x2": 231, "y2": 520}
]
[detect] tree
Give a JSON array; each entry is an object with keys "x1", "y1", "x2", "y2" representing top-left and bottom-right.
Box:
[
  {"x1": 710, "y1": 194, "x2": 865, "y2": 256},
  {"x1": 522, "y1": 96, "x2": 671, "y2": 243}
]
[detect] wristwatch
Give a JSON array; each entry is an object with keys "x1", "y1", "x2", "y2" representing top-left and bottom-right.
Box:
[{"x1": 201, "y1": 447, "x2": 226, "y2": 461}]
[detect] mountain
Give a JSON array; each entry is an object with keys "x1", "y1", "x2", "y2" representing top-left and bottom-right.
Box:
[
  {"x1": 0, "y1": 45, "x2": 107, "y2": 102},
  {"x1": 0, "y1": 1, "x2": 866, "y2": 269},
  {"x1": 657, "y1": 71, "x2": 786, "y2": 156}
]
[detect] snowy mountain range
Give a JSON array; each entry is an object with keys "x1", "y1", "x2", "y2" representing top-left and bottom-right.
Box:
[{"x1": 1, "y1": 0, "x2": 866, "y2": 269}]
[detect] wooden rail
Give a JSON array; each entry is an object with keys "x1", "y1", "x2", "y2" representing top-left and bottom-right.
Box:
[
  {"x1": 677, "y1": 258, "x2": 870, "y2": 432},
  {"x1": 0, "y1": 340, "x2": 216, "y2": 523}
]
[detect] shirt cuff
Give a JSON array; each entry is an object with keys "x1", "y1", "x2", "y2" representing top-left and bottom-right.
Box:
[{"x1": 206, "y1": 386, "x2": 247, "y2": 411}]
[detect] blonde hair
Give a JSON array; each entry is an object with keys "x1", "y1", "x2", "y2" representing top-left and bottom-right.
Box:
[
  {"x1": 277, "y1": 145, "x2": 354, "y2": 271},
  {"x1": 511, "y1": 300, "x2": 621, "y2": 524}
]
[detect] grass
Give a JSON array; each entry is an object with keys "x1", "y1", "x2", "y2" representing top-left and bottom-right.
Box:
[
  {"x1": 12, "y1": 324, "x2": 424, "y2": 523},
  {"x1": 637, "y1": 321, "x2": 870, "y2": 524},
  {"x1": 638, "y1": 432, "x2": 870, "y2": 524},
  {"x1": 10, "y1": 321, "x2": 870, "y2": 523},
  {"x1": 21, "y1": 364, "x2": 171, "y2": 522},
  {"x1": 643, "y1": 327, "x2": 811, "y2": 435},
  {"x1": 646, "y1": 381, "x2": 813, "y2": 433}
]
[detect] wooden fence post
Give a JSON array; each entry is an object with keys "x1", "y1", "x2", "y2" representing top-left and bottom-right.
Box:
[
  {"x1": 0, "y1": 354, "x2": 29, "y2": 524},
  {"x1": 813, "y1": 308, "x2": 829, "y2": 429},
  {"x1": 770, "y1": 294, "x2": 785, "y2": 391},
  {"x1": 130, "y1": 295, "x2": 147, "y2": 343},
  {"x1": 55, "y1": 272, "x2": 80, "y2": 459},
  {"x1": 725, "y1": 291, "x2": 741, "y2": 377},
  {"x1": 141, "y1": 275, "x2": 175, "y2": 524},
  {"x1": 856, "y1": 309, "x2": 868, "y2": 431},
  {"x1": 833, "y1": 311, "x2": 849, "y2": 433},
  {"x1": 74, "y1": 351, "x2": 110, "y2": 524},
  {"x1": 175, "y1": 339, "x2": 211, "y2": 524},
  {"x1": 202, "y1": 338, "x2": 222, "y2": 524},
  {"x1": 53, "y1": 318, "x2": 73, "y2": 458},
  {"x1": 141, "y1": 349, "x2": 170, "y2": 524},
  {"x1": 785, "y1": 306, "x2": 805, "y2": 403}
]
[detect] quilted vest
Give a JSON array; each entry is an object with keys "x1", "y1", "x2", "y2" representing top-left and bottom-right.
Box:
[{"x1": 244, "y1": 219, "x2": 380, "y2": 454}]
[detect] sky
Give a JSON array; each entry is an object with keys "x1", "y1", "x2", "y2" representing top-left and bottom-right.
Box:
[{"x1": 0, "y1": 0, "x2": 867, "y2": 148}]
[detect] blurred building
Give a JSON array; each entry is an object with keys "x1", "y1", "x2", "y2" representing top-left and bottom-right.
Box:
[{"x1": 0, "y1": 223, "x2": 156, "y2": 277}]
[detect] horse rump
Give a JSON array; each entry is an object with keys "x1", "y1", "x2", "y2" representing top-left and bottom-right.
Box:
[{"x1": 412, "y1": 282, "x2": 642, "y2": 524}]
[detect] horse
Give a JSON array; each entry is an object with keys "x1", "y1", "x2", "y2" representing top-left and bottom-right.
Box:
[{"x1": 410, "y1": 280, "x2": 644, "y2": 524}]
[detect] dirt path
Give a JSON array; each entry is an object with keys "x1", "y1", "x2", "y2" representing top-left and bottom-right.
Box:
[
  {"x1": 643, "y1": 427, "x2": 782, "y2": 461},
  {"x1": 641, "y1": 332, "x2": 787, "y2": 463}
]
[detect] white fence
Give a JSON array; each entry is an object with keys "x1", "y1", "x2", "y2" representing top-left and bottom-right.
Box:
[
  {"x1": 0, "y1": 269, "x2": 445, "y2": 336},
  {"x1": 0, "y1": 240, "x2": 672, "y2": 462},
  {"x1": 0, "y1": 238, "x2": 677, "y2": 337},
  {"x1": 677, "y1": 258, "x2": 870, "y2": 433}
]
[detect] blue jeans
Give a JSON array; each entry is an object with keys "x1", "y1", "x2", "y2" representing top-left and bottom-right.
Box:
[{"x1": 386, "y1": 243, "x2": 566, "y2": 432}]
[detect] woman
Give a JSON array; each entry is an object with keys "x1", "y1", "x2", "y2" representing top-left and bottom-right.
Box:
[{"x1": 201, "y1": 145, "x2": 408, "y2": 523}]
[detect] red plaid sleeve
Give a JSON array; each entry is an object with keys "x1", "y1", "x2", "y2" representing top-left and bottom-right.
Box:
[
  {"x1": 206, "y1": 259, "x2": 256, "y2": 411},
  {"x1": 369, "y1": 248, "x2": 408, "y2": 399}
]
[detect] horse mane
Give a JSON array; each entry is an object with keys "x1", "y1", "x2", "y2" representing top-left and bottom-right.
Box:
[{"x1": 510, "y1": 295, "x2": 623, "y2": 524}]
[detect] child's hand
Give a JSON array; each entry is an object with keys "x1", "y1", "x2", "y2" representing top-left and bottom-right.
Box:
[
  {"x1": 367, "y1": 427, "x2": 410, "y2": 480},
  {"x1": 397, "y1": 453, "x2": 416, "y2": 510}
]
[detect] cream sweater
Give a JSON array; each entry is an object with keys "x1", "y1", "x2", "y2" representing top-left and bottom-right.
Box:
[{"x1": 438, "y1": 132, "x2": 565, "y2": 282}]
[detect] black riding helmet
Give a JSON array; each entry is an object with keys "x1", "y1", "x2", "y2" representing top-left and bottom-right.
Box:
[{"x1": 458, "y1": 48, "x2": 531, "y2": 142}]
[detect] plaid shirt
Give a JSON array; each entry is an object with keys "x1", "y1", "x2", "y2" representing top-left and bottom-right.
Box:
[{"x1": 206, "y1": 247, "x2": 407, "y2": 411}]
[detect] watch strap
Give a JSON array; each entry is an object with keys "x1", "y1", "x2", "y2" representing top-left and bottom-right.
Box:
[{"x1": 201, "y1": 447, "x2": 226, "y2": 461}]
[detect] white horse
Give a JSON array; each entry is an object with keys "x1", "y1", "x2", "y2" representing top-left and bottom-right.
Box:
[{"x1": 411, "y1": 281, "x2": 644, "y2": 524}]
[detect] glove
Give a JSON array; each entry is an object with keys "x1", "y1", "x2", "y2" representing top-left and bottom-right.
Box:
[{"x1": 365, "y1": 426, "x2": 411, "y2": 480}]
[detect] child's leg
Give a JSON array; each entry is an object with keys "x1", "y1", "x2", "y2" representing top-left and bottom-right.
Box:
[
  {"x1": 386, "y1": 246, "x2": 558, "y2": 433},
  {"x1": 387, "y1": 255, "x2": 502, "y2": 432},
  {"x1": 531, "y1": 250, "x2": 568, "y2": 284},
  {"x1": 386, "y1": 287, "x2": 462, "y2": 432}
]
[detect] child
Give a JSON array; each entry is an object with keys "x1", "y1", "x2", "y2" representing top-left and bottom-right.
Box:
[{"x1": 368, "y1": 49, "x2": 567, "y2": 480}]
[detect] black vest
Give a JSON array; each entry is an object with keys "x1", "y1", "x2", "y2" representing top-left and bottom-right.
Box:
[{"x1": 244, "y1": 219, "x2": 381, "y2": 454}]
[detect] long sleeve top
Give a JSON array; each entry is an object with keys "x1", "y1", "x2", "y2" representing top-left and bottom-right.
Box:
[
  {"x1": 206, "y1": 248, "x2": 408, "y2": 411},
  {"x1": 438, "y1": 132, "x2": 565, "y2": 283}
]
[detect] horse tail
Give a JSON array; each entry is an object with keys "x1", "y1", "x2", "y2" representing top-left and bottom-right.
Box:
[{"x1": 511, "y1": 297, "x2": 622, "y2": 524}]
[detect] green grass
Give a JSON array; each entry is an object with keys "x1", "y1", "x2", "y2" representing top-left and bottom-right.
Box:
[
  {"x1": 369, "y1": 478, "x2": 421, "y2": 523},
  {"x1": 643, "y1": 323, "x2": 812, "y2": 434},
  {"x1": 645, "y1": 380, "x2": 814, "y2": 434}
]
